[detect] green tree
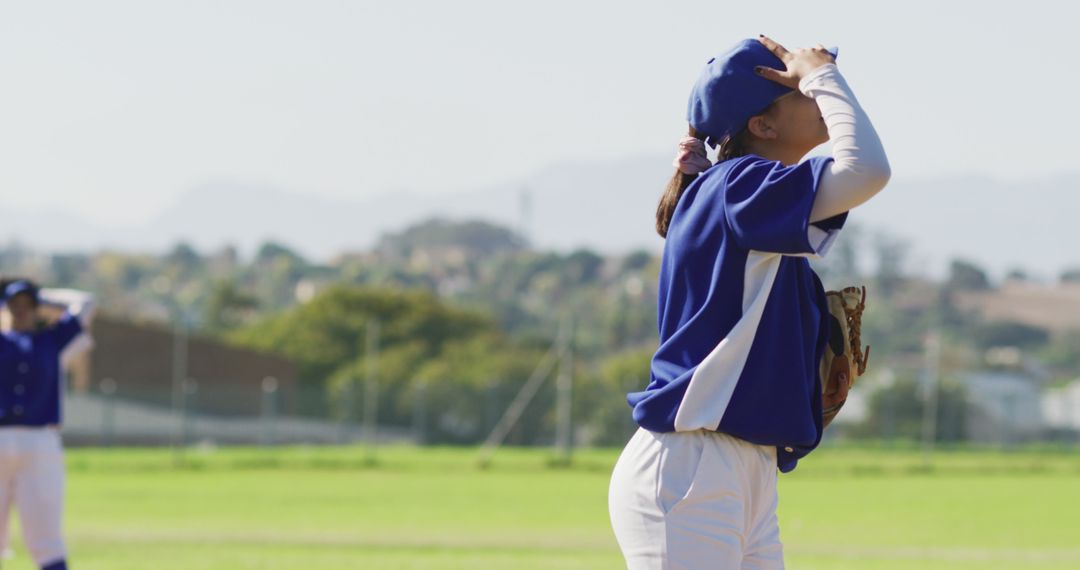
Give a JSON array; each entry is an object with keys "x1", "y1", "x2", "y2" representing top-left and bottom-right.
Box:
[
  {"x1": 857, "y1": 376, "x2": 968, "y2": 443},
  {"x1": 1060, "y1": 268, "x2": 1080, "y2": 284},
  {"x1": 408, "y1": 335, "x2": 550, "y2": 444},
  {"x1": 377, "y1": 218, "x2": 527, "y2": 260},
  {"x1": 166, "y1": 242, "x2": 201, "y2": 271},
  {"x1": 972, "y1": 321, "x2": 1049, "y2": 350},
  {"x1": 872, "y1": 233, "x2": 909, "y2": 298},
  {"x1": 579, "y1": 347, "x2": 653, "y2": 446},
  {"x1": 947, "y1": 259, "x2": 992, "y2": 292},
  {"x1": 228, "y1": 286, "x2": 494, "y2": 388},
  {"x1": 203, "y1": 280, "x2": 260, "y2": 334},
  {"x1": 255, "y1": 241, "x2": 306, "y2": 266},
  {"x1": 563, "y1": 249, "x2": 605, "y2": 285}
]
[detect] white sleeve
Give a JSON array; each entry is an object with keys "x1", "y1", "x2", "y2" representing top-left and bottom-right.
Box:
[
  {"x1": 38, "y1": 288, "x2": 97, "y2": 329},
  {"x1": 800, "y1": 64, "x2": 891, "y2": 222},
  {"x1": 61, "y1": 334, "x2": 94, "y2": 367}
]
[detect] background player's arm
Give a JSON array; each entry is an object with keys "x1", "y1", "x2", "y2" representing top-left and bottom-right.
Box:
[
  {"x1": 39, "y1": 289, "x2": 97, "y2": 366},
  {"x1": 38, "y1": 288, "x2": 97, "y2": 329}
]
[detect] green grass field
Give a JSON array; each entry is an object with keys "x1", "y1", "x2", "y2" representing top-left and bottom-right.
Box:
[{"x1": 3, "y1": 444, "x2": 1079, "y2": 569}]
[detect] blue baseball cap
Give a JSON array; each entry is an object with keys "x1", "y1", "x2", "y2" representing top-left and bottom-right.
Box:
[
  {"x1": 687, "y1": 38, "x2": 838, "y2": 147},
  {"x1": 1, "y1": 280, "x2": 39, "y2": 305}
]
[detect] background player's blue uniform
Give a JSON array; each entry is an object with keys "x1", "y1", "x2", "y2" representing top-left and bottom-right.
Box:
[{"x1": 0, "y1": 284, "x2": 93, "y2": 570}]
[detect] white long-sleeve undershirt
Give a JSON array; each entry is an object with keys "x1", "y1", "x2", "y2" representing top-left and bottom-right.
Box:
[
  {"x1": 38, "y1": 288, "x2": 97, "y2": 366},
  {"x1": 38, "y1": 288, "x2": 97, "y2": 329},
  {"x1": 800, "y1": 64, "x2": 891, "y2": 222}
]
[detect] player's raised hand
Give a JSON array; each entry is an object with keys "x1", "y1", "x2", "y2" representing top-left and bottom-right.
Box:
[{"x1": 754, "y1": 35, "x2": 835, "y2": 89}]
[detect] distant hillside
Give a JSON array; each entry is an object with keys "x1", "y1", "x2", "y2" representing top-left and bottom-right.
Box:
[
  {"x1": 847, "y1": 170, "x2": 1080, "y2": 280},
  {"x1": 957, "y1": 282, "x2": 1080, "y2": 333},
  {"x1": 4, "y1": 157, "x2": 1080, "y2": 278}
]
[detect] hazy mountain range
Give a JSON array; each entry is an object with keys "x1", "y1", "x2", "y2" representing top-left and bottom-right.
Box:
[{"x1": 3, "y1": 156, "x2": 1078, "y2": 280}]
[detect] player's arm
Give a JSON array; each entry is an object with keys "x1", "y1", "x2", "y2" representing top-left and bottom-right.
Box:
[
  {"x1": 39, "y1": 288, "x2": 97, "y2": 364},
  {"x1": 801, "y1": 64, "x2": 891, "y2": 222},
  {"x1": 38, "y1": 288, "x2": 97, "y2": 329}
]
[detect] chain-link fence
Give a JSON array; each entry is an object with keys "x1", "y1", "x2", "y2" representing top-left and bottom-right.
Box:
[
  {"x1": 61, "y1": 378, "x2": 416, "y2": 447},
  {"x1": 822, "y1": 369, "x2": 1080, "y2": 448},
  {"x1": 59, "y1": 367, "x2": 1080, "y2": 451}
]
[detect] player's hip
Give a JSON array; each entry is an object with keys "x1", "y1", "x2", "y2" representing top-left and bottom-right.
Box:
[
  {"x1": 610, "y1": 427, "x2": 776, "y2": 511},
  {"x1": 0, "y1": 426, "x2": 63, "y2": 456},
  {"x1": 608, "y1": 428, "x2": 783, "y2": 569}
]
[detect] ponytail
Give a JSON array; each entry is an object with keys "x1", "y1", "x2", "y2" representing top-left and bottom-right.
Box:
[
  {"x1": 655, "y1": 121, "x2": 758, "y2": 238},
  {"x1": 656, "y1": 127, "x2": 704, "y2": 238}
]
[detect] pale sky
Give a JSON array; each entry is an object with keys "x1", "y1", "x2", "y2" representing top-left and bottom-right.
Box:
[{"x1": 0, "y1": 0, "x2": 1075, "y2": 226}]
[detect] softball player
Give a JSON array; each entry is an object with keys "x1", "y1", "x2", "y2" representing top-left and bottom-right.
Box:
[
  {"x1": 608, "y1": 36, "x2": 891, "y2": 569},
  {"x1": 0, "y1": 279, "x2": 95, "y2": 570}
]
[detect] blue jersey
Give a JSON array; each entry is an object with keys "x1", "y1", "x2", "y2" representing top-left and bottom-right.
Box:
[
  {"x1": 0, "y1": 313, "x2": 83, "y2": 426},
  {"x1": 629, "y1": 154, "x2": 847, "y2": 472}
]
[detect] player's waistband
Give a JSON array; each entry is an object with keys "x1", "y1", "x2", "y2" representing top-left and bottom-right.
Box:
[{"x1": 0, "y1": 424, "x2": 60, "y2": 431}]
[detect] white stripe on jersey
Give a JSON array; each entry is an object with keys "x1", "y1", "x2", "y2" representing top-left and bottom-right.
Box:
[{"x1": 673, "y1": 251, "x2": 781, "y2": 432}]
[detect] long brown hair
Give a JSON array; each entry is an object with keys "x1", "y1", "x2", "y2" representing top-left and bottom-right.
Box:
[{"x1": 654, "y1": 121, "x2": 756, "y2": 238}]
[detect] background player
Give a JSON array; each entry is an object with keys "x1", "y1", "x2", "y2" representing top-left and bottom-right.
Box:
[{"x1": 0, "y1": 279, "x2": 96, "y2": 570}]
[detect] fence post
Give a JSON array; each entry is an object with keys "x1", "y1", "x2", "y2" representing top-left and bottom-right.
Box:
[
  {"x1": 261, "y1": 376, "x2": 279, "y2": 446},
  {"x1": 171, "y1": 318, "x2": 188, "y2": 452},
  {"x1": 182, "y1": 378, "x2": 198, "y2": 447},
  {"x1": 1073, "y1": 386, "x2": 1080, "y2": 449},
  {"x1": 921, "y1": 332, "x2": 941, "y2": 468},
  {"x1": 338, "y1": 376, "x2": 354, "y2": 445},
  {"x1": 879, "y1": 368, "x2": 896, "y2": 446},
  {"x1": 553, "y1": 319, "x2": 574, "y2": 466},
  {"x1": 484, "y1": 378, "x2": 499, "y2": 436},
  {"x1": 362, "y1": 320, "x2": 380, "y2": 464},
  {"x1": 100, "y1": 377, "x2": 117, "y2": 447},
  {"x1": 413, "y1": 378, "x2": 427, "y2": 445},
  {"x1": 623, "y1": 377, "x2": 638, "y2": 438}
]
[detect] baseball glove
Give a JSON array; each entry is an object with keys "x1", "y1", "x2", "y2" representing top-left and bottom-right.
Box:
[{"x1": 820, "y1": 286, "x2": 870, "y2": 428}]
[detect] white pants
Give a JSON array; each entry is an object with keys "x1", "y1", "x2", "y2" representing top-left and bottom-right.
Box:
[
  {"x1": 0, "y1": 428, "x2": 67, "y2": 567},
  {"x1": 609, "y1": 428, "x2": 784, "y2": 570}
]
